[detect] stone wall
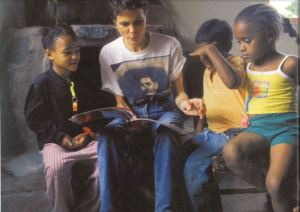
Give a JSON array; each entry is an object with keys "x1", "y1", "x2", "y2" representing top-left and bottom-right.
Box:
[{"x1": 2, "y1": 27, "x2": 46, "y2": 158}]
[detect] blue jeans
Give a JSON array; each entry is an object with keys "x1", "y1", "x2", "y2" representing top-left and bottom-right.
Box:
[
  {"x1": 98, "y1": 105, "x2": 187, "y2": 212},
  {"x1": 184, "y1": 128, "x2": 243, "y2": 211}
]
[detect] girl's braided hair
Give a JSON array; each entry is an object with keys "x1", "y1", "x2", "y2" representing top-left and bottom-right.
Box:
[{"x1": 235, "y1": 3, "x2": 282, "y2": 43}]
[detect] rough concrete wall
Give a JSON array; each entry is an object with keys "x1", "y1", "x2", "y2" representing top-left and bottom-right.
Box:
[
  {"x1": 2, "y1": 27, "x2": 46, "y2": 159},
  {"x1": 46, "y1": 0, "x2": 111, "y2": 25},
  {"x1": 2, "y1": 0, "x2": 26, "y2": 28}
]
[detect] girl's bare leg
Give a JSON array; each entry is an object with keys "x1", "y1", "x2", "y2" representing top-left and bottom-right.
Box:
[
  {"x1": 267, "y1": 143, "x2": 296, "y2": 212},
  {"x1": 223, "y1": 132, "x2": 269, "y2": 190}
]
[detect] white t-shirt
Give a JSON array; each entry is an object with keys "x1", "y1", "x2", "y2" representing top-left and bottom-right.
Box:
[{"x1": 99, "y1": 32, "x2": 186, "y2": 105}]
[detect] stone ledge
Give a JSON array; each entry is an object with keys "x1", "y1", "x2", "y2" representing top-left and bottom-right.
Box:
[{"x1": 2, "y1": 151, "x2": 43, "y2": 178}]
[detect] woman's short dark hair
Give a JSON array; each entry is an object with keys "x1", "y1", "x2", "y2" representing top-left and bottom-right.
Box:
[
  {"x1": 41, "y1": 25, "x2": 77, "y2": 50},
  {"x1": 110, "y1": 0, "x2": 148, "y2": 20},
  {"x1": 195, "y1": 18, "x2": 233, "y2": 54}
]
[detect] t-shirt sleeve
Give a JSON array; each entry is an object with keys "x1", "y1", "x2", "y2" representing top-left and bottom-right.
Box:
[
  {"x1": 99, "y1": 48, "x2": 124, "y2": 96},
  {"x1": 24, "y1": 83, "x2": 66, "y2": 146},
  {"x1": 169, "y1": 38, "x2": 186, "y2": 81}
]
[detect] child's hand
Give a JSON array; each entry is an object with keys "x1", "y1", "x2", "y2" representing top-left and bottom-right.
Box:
[
  {"x1": 190, "y1": 45, "x2": 207, "y2": 57},
  {"x1": 73, "y1": 133, "x2": 91, "y2": 147},
  {"x1": 62, "y1": 134, "x2": 77, "y2": 150},
  {"x1": 179, "y1": 98, "x2": 206, "y2": 118},
  {"x1": 190, "y1": 43, "x2": 216, "y2": 71},
  {"x1": 61, "y1": 133, "x2": 90, "y2": 150},
  {"x1": 190, "y1": 42, "x2": 216, "y2": 56}
]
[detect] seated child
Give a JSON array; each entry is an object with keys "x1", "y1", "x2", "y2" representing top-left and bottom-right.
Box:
[
  {"x1": 222, "y1": 4, "x2": 299, "y2": 211},
  {"x1": 24, "y1": 25, "x2": 99, "y2": 212},
  {"x1": 184, "y1": 18, "x2": 247, "y2": 211}
]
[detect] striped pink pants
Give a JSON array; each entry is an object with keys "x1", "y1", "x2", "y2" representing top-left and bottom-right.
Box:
[{"x1": 41, "y1": 141, "x2": 99, "y2": 212}]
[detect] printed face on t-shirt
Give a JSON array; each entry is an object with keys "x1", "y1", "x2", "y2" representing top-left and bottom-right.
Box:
[
  {"x1": 140, "y1": 76, "x2": 159, "y2": 95},
  {"x1": 111, "y1": 56, "x2": 170, "y2": 105}
]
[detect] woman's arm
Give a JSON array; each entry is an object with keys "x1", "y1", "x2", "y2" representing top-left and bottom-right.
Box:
[
  {"x1": 115, "y1": 95, "x2": 133, "y2": 111},
  {"x1": 174, "y1": 73, "x2": 206, "y2": 117}
]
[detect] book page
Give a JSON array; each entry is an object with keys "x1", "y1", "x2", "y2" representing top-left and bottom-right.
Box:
[{"x1": 69, "y1": 107, "x2": 134, "y2": 125}]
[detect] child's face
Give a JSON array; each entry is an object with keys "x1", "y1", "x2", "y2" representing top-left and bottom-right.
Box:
[
  {"x1": 47, "y1": 35, "x2": 80, "y2": 73},
  {"x1": 233, "y1": 20, "x2": 271, "y2": 63},
  {"x1": 115, "y1": 8, "x2": 147, "y2": 50}
]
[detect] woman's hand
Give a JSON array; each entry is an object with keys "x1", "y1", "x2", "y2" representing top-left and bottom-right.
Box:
[
  {"x1": 175, "y1": 92, "x2": 206, "y2": 117},
  {"x1": 178, "y1": 98, "x2": 206, "y2": 118},
  {"x1": 115, "y1": 95, "x2": 133, "y2": 112}
]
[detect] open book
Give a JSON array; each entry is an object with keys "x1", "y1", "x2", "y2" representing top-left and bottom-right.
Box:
[{"x1": 69, "y1": 107, "x2": 186, "y2": 135}]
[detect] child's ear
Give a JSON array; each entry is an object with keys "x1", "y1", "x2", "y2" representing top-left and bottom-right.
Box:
[
  {"x1": 113, "y1": 19, "x2": 117, "y2": 27},
  {"x1": 266, "y1": 31, "x2": 275, "y2": 45},
  {"x1": 45, "y1": 49, "x2": 53, "y2": 60}
]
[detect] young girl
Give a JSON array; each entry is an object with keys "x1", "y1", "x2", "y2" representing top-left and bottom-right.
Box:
[
  {"x1": 24, "y1": 25, "x2": 99, "y2": 212},
  {"x1": 221, "y1": 4, "x2": 298, "y2": 212}
]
